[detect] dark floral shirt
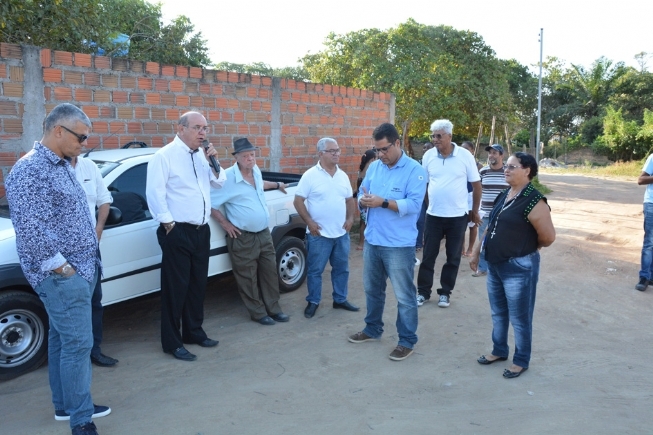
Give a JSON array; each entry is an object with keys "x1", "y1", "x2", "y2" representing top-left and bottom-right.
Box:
[{"x1": 6, "y1": 142, "x2": 99, "y2": 288}]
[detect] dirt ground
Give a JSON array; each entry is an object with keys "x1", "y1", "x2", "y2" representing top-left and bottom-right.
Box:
[{"x1": 2, "y1": 172, "x2": 652, "y2": 435}]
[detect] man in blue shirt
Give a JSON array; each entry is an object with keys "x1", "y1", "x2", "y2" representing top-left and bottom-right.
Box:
[
  {"x1": 636, "y1": 155, "x2": 653, "y2": 291},
  {"x1": 210, "y1": 138, "x2": 290, "y2": 325},
  {"x1": 6, "y1": 103, "x2": 109, "y2": 435},
  {"x1": 348, "y1": 123, "x2": 426, "y2": 361}
]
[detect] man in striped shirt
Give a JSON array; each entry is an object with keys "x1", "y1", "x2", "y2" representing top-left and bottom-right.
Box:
[{"x1": 473, "y1": 144, "x2": 509, "y2": 277}]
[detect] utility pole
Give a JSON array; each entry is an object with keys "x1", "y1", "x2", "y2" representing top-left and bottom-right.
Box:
[{"x1": 536, "y1": 28, "x2": 544, "y2": 164}]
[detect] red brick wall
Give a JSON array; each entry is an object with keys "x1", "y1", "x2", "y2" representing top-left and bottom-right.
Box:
[{"x1": 0, "y1": 43, "x2": 394, "y2": 197}]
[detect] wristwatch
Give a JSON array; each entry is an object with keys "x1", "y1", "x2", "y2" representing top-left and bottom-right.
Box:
[
  {"x1": 381, "y1": 199, "x2": 389, "y2": 209},
  {"x1": 60, "y1": 263, "x2": 73, "y2": 276}
]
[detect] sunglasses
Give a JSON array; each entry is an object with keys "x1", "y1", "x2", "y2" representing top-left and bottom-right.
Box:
[
  {"x1": 505, "y1": 164, "x2": 524, "y2": 171},
  {"x1": 429, "y1": 133, "x2": 448, "y2": 140},
  {"x1": 373, "y1": 143, "x2": 395, "y2": 154},
  {"x1": 59, "y1": 125, "x2": 88, "y2": 143}
]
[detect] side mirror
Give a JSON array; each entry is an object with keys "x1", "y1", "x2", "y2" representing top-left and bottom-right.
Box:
[{"x1": 104, "y1": 206, "x2": 122, "y2": 226}]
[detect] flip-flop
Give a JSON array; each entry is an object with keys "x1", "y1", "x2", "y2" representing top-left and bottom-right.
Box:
[
  {"x1": 477, "y1": 355, "x2": 508, "y2": 365},
  {"x1": 503, "y1": 367, "x2": 528, "y2": 378}
]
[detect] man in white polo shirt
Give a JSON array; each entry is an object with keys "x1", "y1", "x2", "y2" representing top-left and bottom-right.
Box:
[
  {"x1": 294, "y1": 137, "x2": 357, "y2": 318},
  {"x1": 417, "y1": 119, "x2": 481, "y2": 308}
]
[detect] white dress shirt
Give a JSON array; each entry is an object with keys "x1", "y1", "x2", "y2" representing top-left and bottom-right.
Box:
[
  {"x1": 74, "y1": 156, "x2": 113, "y2": 227},
  {"x1": 146, "y1": 135, "x2": 226, "y2": 225}
]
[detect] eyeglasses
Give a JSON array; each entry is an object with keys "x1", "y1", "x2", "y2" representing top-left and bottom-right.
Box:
[
  {"x1": 323, "y1": 148, "x2": 341, "y2": 155},
  {"x1": 505, "y1": 164, "x2": 524, "y2": 171},
  {"x1": 373, "y1": 143, "x2": 395, "y2": 154},
  {"x1": 429, "y1": 133, "x2": 448, "y2": 140},
  {"x1": 188, "y1": 125, "x2": 210, "y2": 133},
  {"x1": 58, "y1": 125, "x2": 88, "y2": 143}
]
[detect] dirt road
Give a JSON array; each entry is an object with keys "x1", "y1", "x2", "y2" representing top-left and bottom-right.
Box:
[{"x1": 1, "y1": 172, "x2": 651, "y2": 434}]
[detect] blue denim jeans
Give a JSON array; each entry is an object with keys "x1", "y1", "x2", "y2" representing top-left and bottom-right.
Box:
[
  {"x1": 640, "y1": 202, "x2": 653, "y2": 280},
  {"x1": 486, "y1": 251, "x2": 540, "y2": 368},
  {"x1": 36, "y1": 268, "x2": 97, "y2": 429},
  {"x1": 306, "y1": 233, "x2": 350, "y2": 304},
  {"x1": 362, "y1": 242, "x2": 418, "y2": 349},
  {"x1": 477, "y1": 216, "x2": 490, "y2": 273}
]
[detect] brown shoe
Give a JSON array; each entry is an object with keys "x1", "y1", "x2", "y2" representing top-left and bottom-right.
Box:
[
  {"x1": 348, "y1": 331, "x2": 376, "y2": 343},
  {"x1": 389, "y1": 345, "x2": 414, "y2": 361}
]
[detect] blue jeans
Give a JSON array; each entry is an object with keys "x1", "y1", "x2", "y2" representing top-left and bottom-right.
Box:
[
  {"x1": 36, "y1": 268, "x2": 97, "y2": 429},
  {"x1": 362, "y1": 242, "x2": 418, "y2": 349},
  {"x1": 306, "y1": 233, "x2": 350, "y2": 304},
  {"x1": 477, "y1": 216, "x2": 490, "y2": 273},
  {"x1": 486, "y1": 251, "x2": 540, "y2": 368},
  {"x1": 640, "y1": 202, "x2": 653, "y2": 279}
]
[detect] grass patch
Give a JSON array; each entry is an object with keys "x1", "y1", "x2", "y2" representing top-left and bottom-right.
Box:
[
  {"x1": 532, "y1": 177, "x2": 551, "y2": 194},
  {"x1": 541, "y1": 159, "x2": 643, "y2": 178}
]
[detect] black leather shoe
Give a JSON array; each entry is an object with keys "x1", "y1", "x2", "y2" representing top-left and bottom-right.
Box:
[
  {"x1": 91, "y1": 353, "x2": 119, "y2": 367},
  {"x1": 304, "y1": 302, "x2": 319, "y2": 318},
  {"x1": 197, "y1": 338, "x2": 219, "y2": 347},
  {"x1": 165, "y1": 347, "x2": 197, "y2": 361},
  {"x1": 256, "y1": 316, "x2": 276, "y2": 325},
  {"x1": 333, "y1": 300, "x2": 360, "y2": 312},
  {"x1": 270, "y1": 313, "x2": 289, "y2": 322}
]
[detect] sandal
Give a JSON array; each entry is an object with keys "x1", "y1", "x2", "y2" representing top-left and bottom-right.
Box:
[{"x1": 477, "y1": 355, "x2": 507, "y2": 365}]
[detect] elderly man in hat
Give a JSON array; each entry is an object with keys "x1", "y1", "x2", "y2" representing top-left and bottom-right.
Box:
[
  {"x1": 146, "y1": 111, "x2": 225, "y2": 362},
  {"x1": 210, "y1": 138, "x2": 290, "y2": 325}
]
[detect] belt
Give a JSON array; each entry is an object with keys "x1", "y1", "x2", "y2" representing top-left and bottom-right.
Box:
[
  {"x1": 239, "y1": 228, "x2": 266, "y2": 235},
  {"x1": 176, "y1": 222, "x2": 207, "y2": 230}
]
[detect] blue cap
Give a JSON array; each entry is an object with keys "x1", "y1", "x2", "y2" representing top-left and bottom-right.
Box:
[{"x1": 485, "y1": 144, "x2": 504, "y2": 154}]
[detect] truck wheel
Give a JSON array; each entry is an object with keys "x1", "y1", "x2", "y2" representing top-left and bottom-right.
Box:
[
  {"x1": 276, "y1": 236, "x2": 307, "y2": 293},
  {"x1": 0, "y1": 291, "x2": 48, "y2": 381}
]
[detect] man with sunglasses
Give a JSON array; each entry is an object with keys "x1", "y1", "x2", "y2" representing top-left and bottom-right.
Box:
[
  {"x1": 349, "y1": 123, "x2": 426, "y2": 361},
  {"x1": 294, "y1": 137, "x2": 357, "y2": 319},
  {"x1": 146, "y1": 111, "x2": 225, "y2": 362},
  {"x1": 6, "y1": 103, "x2": 110, "y2": 435},
  {"x1": 416, "y1": 119, "x2": 481, "y2": 309}
]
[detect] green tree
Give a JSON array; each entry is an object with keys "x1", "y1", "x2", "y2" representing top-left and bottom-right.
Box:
[
  {"x1": 213, "y1": 61, "x2": 309, "y2": 80},
  {"x1": 301, "y1": 19, "x2": 514, "y2": 138},
  {"x1": 0, "y1": 0, "x2": 211, "y2": 67},
  {"x1": 600, "y1": 106, "x2": 641, "y2": 160}
]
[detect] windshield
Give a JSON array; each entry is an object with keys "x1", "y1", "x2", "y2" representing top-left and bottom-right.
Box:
[
  {"x1": 0, "y1": 160, "x2": 119, "y2": 218},
  {"x1": 94, "y1": 160, "x2": 120, "y2": 177}
]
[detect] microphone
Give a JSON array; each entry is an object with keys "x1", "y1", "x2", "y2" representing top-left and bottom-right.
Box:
[{"x1": 202, "y1": 139, "x2": 221, "y2": 176}]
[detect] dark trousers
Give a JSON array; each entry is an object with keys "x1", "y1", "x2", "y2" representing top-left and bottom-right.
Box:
[
  {"x1": 417, "y1": 214, "x2": 469, "y2": 298},
  {"x1": 157, "y1": 223, "x2": 210, "y2": 352},
  {"x1": 90, "y1": 270, "x2": 103, "y2": 357}
]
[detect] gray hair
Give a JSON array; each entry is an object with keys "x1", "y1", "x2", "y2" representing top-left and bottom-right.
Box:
[
  {"x1": 44, "y1": 103, "x2": 90, "y2": 133},
  {"x1": 430, "y1": 119, "x2": 453, "y2": 134},
  {"x1": 317, "y1": 137, "x2": 338, "y2": 153}
]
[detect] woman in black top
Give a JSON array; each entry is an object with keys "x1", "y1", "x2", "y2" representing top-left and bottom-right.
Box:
[{"x1": 470, "y1": 153, "x2": 555, "y2": 378}]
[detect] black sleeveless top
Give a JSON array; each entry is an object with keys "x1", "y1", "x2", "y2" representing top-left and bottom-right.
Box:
[{"x1": 484, "y1": 183, "x2": 547, "y2": 264}]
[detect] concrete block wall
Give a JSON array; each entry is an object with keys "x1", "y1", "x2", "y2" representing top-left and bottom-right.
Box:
[{"x1": 0, "y1": 43, "x2": 395, "y2": 197}]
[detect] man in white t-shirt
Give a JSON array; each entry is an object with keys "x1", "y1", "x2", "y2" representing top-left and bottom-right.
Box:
[
  {"x1": 294, "y1": 138, "x2": 357, "y2": 318},
  {"x1": 417, "y1": 119, "x2": 481, "y2": 308},
  {"x1": 71, "y1": 155, "x2": 117, "y2": 367}
]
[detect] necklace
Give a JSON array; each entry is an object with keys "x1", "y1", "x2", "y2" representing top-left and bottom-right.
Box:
[{"x1": 489, "y1": 185, "x2": 526, "y2": 239}]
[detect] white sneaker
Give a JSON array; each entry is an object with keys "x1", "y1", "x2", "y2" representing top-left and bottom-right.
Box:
[
  {"x1": 438, "y1": 295, "x2": 450, "y2": 308},
  {"x1": 416, "y1": 294, "x2": 427, "y2": 307},
  {"x1": 414, "y1": 257, "x2": 421, "y2": 267}
]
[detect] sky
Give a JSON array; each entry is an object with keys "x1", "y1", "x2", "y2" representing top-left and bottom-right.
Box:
[{"x1": 159, "y1": 0, "x2": 653, "y2": 72}]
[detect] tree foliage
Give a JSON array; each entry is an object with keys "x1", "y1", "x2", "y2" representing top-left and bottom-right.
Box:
[
  {"x1": 301, "y1": 19, "x2": 516, "y2": 138},
  {"x1": 0, "y1": 0, "x2": 211, "y2": 67},
  {"x1": 214, "y1": 61, "x2": 310, "y2": 81}
]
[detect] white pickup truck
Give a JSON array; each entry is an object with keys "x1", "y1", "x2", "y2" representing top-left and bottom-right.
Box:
[{"x1": 0, "y1": 147, "x2": 308, "y2": 380}]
